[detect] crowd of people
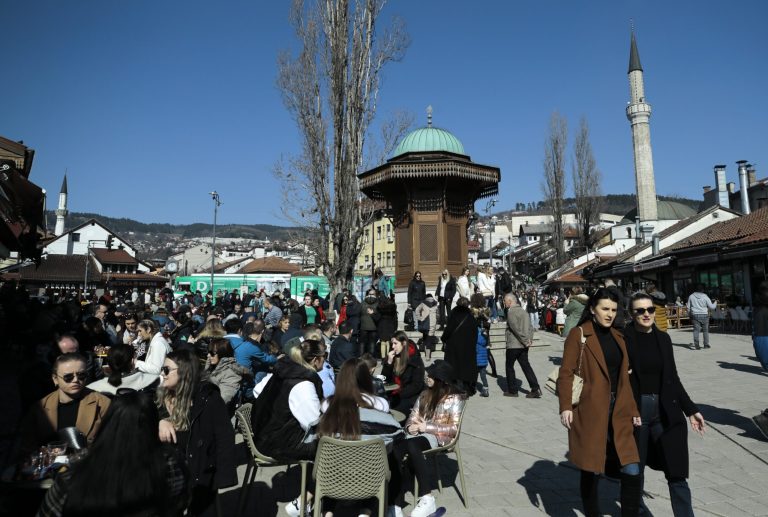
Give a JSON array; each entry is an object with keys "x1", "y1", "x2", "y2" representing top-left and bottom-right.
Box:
[{"x1": 1, "y1": 269, "x2": 766, "y2": 517}]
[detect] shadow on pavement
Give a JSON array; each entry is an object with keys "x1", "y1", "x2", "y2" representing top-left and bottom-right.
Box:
[
  {"x1": 697, "y1": 403, "x2": 765, "y2": 441},
  {"x1": 716, "y1": 361, "x2": 768, "y2": 376},
  {"x1": 516, "y1": 460, "x2": 621, "y2": 516}
]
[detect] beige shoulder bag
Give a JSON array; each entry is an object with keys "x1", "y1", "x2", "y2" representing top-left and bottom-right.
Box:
[{"x1": 544, "y1": 327, "x2": 586, "y2": 406}]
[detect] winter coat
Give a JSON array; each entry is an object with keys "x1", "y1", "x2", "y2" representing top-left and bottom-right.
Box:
[
  {"x1": 87, "y1": 370, "x2": 160, "y2": 396},
  {"x1": 456, "y1": 275, "x2": 472, "y2": 299},
  {"x1": 253, "y1": 357, "x2": 323, "y2": 462},
  {"x1": 173, "y1": 382, "x2": 237, "y2": 489},
  {"x1": 329, "y1": 335, "x2": 357, "y2": 369},
  {"x1": 505, "y1": 305, "x2": 532, "y2": 349},
  {"x1": 204, "y1": 356, "x2": 249, "y2": 404},
  {"x1": 623, "y1": 325, "x2": 699, "y2": 479},
  {"x1": 557, "y1": 321, "x2": 640, "y2": 473},
  {"x1": 344, "y1": 300, "x2": 362, "y2": 332},
  {"x1": 136, "y1": 332, "x2": 171, "y2": 376},
  {"x1": 441, "y1": 305, "x2": 478, "y2": 386},
  {"x1": 406, "y1": 393, "x2": 466, "y2": 447},
  {"x1": 563, "y1": 294, "x2": 588, "y2": 337},
  {"x1": 477, "y1": 272, "x2": 495, "y2": 298},
  {"x1": 381, "y1": 341, "x2": 425, "y2": 409},
  {"x1": 407, "y1": 279, "x2": 427, "y2": 309},
  {"x1": 476, "y1": 327, "x2": 489, "y2": 367},
  {"x1": 415, "y1": 297, "x2": 438, "y2": 336},
  {"x1": 360, "y1": 296, "x2": 379, "y2": 331},
  {"x1": 376, "y1": 299, "x2": 398, "y2": 341},
  {"x1": 436, "y1": 276, "x2": 457, "y2": 304}
]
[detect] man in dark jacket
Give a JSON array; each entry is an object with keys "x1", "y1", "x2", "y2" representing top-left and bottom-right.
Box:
[
  {"x1": 280, "y1": 313, "x2": 305, "y2": 354},
  {"x1": 436, "y1": 269, "x2": 457, "y2": 330},
  {"x1": 329, "y1": 322, "x2": 356, "y2": 369}
]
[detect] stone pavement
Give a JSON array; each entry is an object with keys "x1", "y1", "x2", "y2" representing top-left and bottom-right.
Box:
[{"x1": 223, "y1": 327, "x2": 768, "y2": 516}]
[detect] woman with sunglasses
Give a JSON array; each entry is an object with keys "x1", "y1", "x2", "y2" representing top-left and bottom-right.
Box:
[
  {"x1": 203, "y1": 337, "x2": 250, "y2": 406},
  {"x1": 624, "y1": 293, "x2": 705, "y2": 516},
  {"x1": 157, "y1": 350, "x2": 237, "y2": 516}
]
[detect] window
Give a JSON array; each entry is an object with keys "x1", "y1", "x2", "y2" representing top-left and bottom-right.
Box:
[
  {"x1": 386, "y1": 224, "x2": 391, "y2": 238},
  {"x1": 364, "y1": 229, "x2": 370, "y2": 243},
  {"x1": 365, "y1": 255, "x2": 369, "y2": 265},
  {"x1": 72, "y1": 233, "x2": 80, "y2": 242},
  {"x1": 377, "y1": 253, "x2": 381, "y2": 266}
]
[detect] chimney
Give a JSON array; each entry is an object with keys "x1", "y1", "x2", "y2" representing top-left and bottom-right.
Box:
[
  {"x1": 652, "y1": 234, "x2": 660, "y2": 256},
  {"x1": 640, "y1": 224, "x2": 654, "y2": 244},
  {"x1": 748, "y1": 164, "x2": 757, "y2": 187},
  {"x1": 703, "y1": 185, "x2": 712, "y2": 193},
  {"x1": 737, "y1": 160, "x2": 750, "y2": 214},
  {"x1": 635, "y1": 216, "x2": 641, "y2": 244},
  {"x1": 714, "y1": 165, "x2": 729, "y2": 207},
  {"x1": 727, "y1": 182, "x2": 736, "y2": 194}
]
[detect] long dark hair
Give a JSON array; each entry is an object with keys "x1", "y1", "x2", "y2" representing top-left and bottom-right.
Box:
[
  {"x1": 64, "y1": 392, "x2": 173, "y2": 516},
  {"x1": 156, "y1": 350, "x2": 200, "y2": 431},
  {"x1": 418, "y1": 376, "x2": 463, "y2": 420},
  {"x1": 317, "y1": 358, "x2": 373, "y2": 439},
  {"x1": 576, "y1": 287, "x2": 620, "y2": 326},
  {"x1": 106, "y1": 344, "x2": 135, "y2": 388}
]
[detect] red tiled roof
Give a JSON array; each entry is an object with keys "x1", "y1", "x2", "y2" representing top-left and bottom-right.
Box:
[
  {"x1": 671, "y1": 206, "x2": 768, "y2": 251},
  {"x1": 91, "y1": 248, "x2": 138, "y2": 265},
  {"x1": 237, "y1": 256, "x2": 300, "y2": 274},
  {"x1": 730, "y1": 226, "x2": 768, "y2": 246}
]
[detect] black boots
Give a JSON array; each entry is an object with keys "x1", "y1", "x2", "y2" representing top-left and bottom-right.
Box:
[
  {"x1": 580, "y1": 471, "x2": 600, "y2": 517},
  {"x1": 620, "y1": 473, "x2": 643, "y2": 517}
]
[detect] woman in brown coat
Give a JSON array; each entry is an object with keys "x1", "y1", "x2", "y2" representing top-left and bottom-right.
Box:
[{"x1": 558, "y1": 288, "x2": 643, "y2": 517}]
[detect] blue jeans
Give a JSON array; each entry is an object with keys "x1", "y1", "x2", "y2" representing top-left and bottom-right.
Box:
[
  {"x1": 637, "y1": 394, "x2": 694, "y2": 517},
  {"x1": 691, "y1": 313, "x2": 710, "y2": 348},
  {"x1": 486, "y1": 296, "x2": 498, "y2": 320}
]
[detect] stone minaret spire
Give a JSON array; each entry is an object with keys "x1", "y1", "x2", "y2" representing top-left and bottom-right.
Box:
[
  {"x1": 54, "y1": 173, "x2": 68, "y2": 236},
  {"x1": 626, "y1": 30, "x2": 658, "y2": 222}
]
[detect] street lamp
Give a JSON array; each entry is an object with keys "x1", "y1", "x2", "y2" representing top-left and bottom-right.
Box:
[
  {"x1": 209, "y1": 191, "x2": 221, "y2": 296},
  {"x1": 484, "y1": 198, "x2": 497, "y2": 265}
]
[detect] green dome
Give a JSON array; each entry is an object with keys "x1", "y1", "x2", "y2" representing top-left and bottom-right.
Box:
[
  {"x1": 394, "y1": 126, "x2": 465, "y2": 156},
  {"x1": 621, "y1": 200, "x2": 698, "y2": 222}
]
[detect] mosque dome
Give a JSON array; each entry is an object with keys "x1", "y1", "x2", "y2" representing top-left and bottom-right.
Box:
[
  {"x1": 621, "y1": 200, "x2": 698, "y2": 222},
  {"x1": 394, "y1": 126, "x2": 466, "y2": 156}
]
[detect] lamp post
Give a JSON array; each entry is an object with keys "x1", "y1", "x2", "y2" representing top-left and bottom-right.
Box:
[
  {"x1": 484, "y1": 198, "x2": 497, "y2": 265},
  {"x1": 209, "y1": 191, "x2": 221, "y2": 296}
]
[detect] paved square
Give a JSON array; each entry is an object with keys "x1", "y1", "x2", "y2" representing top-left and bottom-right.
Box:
[{"x1": 226, "y1": 327, "x2": 768, "y2": 516}]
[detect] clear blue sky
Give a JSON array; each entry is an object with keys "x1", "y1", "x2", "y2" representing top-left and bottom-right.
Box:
[{"x1": 2, "y1": 0, "x2": 766, "y2": 225}]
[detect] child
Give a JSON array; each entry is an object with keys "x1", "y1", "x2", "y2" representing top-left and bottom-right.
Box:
[{"x1": 476, "y1": 326, "x2": 490, "y2": 397}]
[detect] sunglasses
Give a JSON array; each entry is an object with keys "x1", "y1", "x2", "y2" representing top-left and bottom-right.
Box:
[
  {"x1": 634, "y1": 307, "x2": 656, "y2": 315},
  {"x1": 57, "y1": 372, "x2": 87, "y2": 383},
  {"x1": 160, "y1": 366, "x2": 179, "y2": 376}
]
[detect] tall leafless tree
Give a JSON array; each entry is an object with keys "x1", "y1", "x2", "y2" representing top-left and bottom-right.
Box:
[
  {"x1": 571, "y1": 117, "x2": 603, "y2": 252},
  {"x1": 274, "y1": 0, "x2": 409, "y2": 297},
  {"x1": 542, "y1": 112, "x2": 567, "y2": 265}
]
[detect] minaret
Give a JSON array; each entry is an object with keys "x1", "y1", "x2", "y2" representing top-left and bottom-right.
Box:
[
  {"x1": 54, "y1": 174, "x2": 68, "y2": 236},
  {"x1": 626, "y1": 30, "x2": 658, "y2": 222}
]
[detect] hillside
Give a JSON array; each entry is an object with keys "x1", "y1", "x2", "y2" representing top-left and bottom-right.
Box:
[
  {"x1": 45, "y1": 212, "x2": 304, "y2": 241},
  {"x1": 500, "y1": 194, "x2": 700, "y2": 218}
]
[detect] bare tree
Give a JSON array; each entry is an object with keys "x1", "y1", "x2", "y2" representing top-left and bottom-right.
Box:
[
  {"x1": 542, "y1": 112, "x2": 567, "y2": 265},
  {"x1": 274, "y1": 0, "x2": 409, "y2": 296},
  {"x1": 571, "y1": 117, "x2": 603, "y2": 252}
]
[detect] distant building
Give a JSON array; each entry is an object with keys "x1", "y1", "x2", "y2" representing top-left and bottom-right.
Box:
[{"x1": 355, "y1": 212, "x2": 396, "y2": 277}]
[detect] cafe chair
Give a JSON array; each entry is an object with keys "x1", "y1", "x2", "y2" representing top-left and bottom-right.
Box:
[
  {"x1": 312, "y1": 436, "x2": 390, "y2": 517},
  {"x1": 414, "y1": 402, "x2": 469, "y2": 508},
  {"x1": 234, "y1": 403, "x2": 309, "y2": 516}
]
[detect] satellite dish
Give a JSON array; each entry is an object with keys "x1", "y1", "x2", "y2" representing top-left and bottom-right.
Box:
[{"x1": 165, "y1": 261, "x2": 178, "y2": 273}]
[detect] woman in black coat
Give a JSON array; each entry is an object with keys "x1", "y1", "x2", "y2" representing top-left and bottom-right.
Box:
[
  {"x1": 376, "y1": 295, "x2": 398, "y2": 359},
  {"x1": 157, "y1": 350, "x2": 237, "y2": 516},
  {"x1": 441, "y1": 297, "x2": 478, "y2": 394},
  {"x1": 407, "y1": 271, "x2": 427, "y2": 311},
  {"x1": 624, "y1": 293, "x2": 706, "y2": 517}
]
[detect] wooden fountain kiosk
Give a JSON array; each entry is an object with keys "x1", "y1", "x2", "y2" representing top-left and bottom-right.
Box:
[{"x1": 358, "y1": 110, "x2": 500, "y2": 289}]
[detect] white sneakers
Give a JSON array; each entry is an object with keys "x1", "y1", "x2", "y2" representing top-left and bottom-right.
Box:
[
  {"x1": 409, "y1": 494, "x2": 436, "y2": 517},
  {"x1": 284, "y1": 498, "x2": 312, "y2": 517}
]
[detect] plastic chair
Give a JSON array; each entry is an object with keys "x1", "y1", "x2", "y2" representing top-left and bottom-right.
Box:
[
  {"x1": 234, "y1": 403, "x2": 309, "y2": 516},
  {"x1": 413, "y1": 403, "x2": 469, "y2": 508},
  {"x1": 312, "y1": 436, "x2": 390, "y2": 517}
]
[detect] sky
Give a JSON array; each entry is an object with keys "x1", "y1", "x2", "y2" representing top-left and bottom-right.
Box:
[{"x1": 2, "y1": 0, "x2": 766, "y2": 225}]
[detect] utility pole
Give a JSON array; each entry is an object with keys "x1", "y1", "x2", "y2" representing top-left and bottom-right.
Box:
[{"x1": 209, "y1": 191, "x2": 221, "y2": 297}]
